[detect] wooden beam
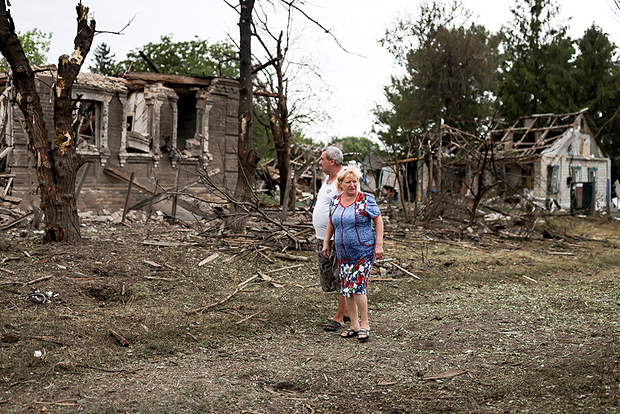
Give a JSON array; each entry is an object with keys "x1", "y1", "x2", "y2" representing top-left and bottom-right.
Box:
[{"x1": 122, "y1": 72, "x2": 213, "y2": 87}]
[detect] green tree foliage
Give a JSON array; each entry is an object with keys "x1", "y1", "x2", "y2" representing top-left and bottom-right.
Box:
[
  {"x1": 330, "y1": 136, "x2": 381, "y2": 160},
  {"x1": 499, "y1": 0, "x2": 577, "y2": 121},
  {"x1": 89, "y1": 42, "x2": 122, "y2": 75},
  {"x1": 375, "y1": 0, "x2": 500, "y2": 155},
  {"x1": 126, "y1": 35, "x2": 238, "y2": 77},
  {"x1": 0, "y1": 28, "x2": 51, "y2": 71},
  {"x1": 573, "y1": 25, "x2": 620, "y2": 182}
]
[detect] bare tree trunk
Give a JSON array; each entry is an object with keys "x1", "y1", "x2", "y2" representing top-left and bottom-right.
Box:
[
  {"x1": 390, "y1": 135, "x2": 411, "y2": 222},
  {"x1": 427, "y1": 150, "x2": 433, "y2": 198},
  {"x1": 467, "y1": 138, "x2": 499, "y2": 228},
  {"x1": 231, "y1": 0, "x2": 259, "y2": 233},
  {"x1": 256, "y1": 31, "x2": 291, "y2": 209},
  {"x1": 0, "y1": 2, "x2": 94, "y2": 243}
]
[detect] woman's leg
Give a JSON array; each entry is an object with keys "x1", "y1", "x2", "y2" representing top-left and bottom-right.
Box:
[
  {"x1": 353, "y1": 293, "x2": 369, "y2": 332},
  {"x1": 344, "y1": 295, "x2": 359, "y2": 331}
]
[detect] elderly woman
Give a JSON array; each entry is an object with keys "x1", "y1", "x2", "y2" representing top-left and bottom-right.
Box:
[{"x1": 322, "y1": 166, "x2": 384, "y2": 342}]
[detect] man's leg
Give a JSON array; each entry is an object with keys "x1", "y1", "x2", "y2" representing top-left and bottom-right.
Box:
[
  {"x1": 316, "y1": 239, "x2": 347, "y2": 329},
  {"x1": 329, "y1": 244, "x2": 350, "y2": 323},
  {"x1": 332, "y1": 293, "x2": 348, "y2": 324}
]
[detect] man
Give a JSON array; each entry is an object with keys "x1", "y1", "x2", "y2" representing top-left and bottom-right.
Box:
[{"x1": 313, "y1": 146, "x2": 349, "y2": 331}]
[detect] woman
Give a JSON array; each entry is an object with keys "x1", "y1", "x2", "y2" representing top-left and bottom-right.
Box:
[{"x1": 322, "y1": 166, "x2": 384, "y2": 342}]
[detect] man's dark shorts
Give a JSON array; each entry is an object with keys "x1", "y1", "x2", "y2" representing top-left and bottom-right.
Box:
[{"x1": 315, "y1": 238, "x2": 340, "y2": 293}]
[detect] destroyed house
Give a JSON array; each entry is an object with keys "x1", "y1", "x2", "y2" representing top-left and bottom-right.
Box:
[
  {"x1": 0, "y1": 67, "x2": 239, "y2": 213},
  {"x1": 377, "y1": 110, "x2": 611, "y2": 215},
  {"x1": 489, "y1": 109, "x2": 611, "y2": 212}
]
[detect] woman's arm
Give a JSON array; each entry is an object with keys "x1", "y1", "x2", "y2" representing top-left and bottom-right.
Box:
[
  {"x1": 373, "y1": 215, "x2": 384, "y2": 260},
  {"x1": 322, "y1": 220, "x2": 335, "y2": 258}
]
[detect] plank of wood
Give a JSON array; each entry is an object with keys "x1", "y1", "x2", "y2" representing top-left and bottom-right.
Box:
[
  {"x1": 142, "y1": 240, "x2": 196, "y2": 247},
  {"x1": 198, "y1": 253, "x2": 219, "y2": 266},
  {"x1": 423, "y1": 368, "x2": 468, "y2": 381},
  {"x1": 104, "y1": 164, "x2": 156, "y2": 195},
  {"x1": 274, "y1": 253, "x2": 309, "y2": 262}
]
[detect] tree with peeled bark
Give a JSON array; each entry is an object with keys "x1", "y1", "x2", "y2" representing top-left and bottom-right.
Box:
[
  {"x1": 227, "y1": 0, "x2": 340, "y2": 231},
  {"x1": 0, "y1": 1, "x2": 95, "y2": 242},
  {"x1": 229, "y1": 0, "x2": 260, "y2": 232}
]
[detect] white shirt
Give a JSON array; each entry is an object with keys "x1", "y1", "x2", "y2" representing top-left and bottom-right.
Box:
[{"x1": 312, "y1": 176, "x2": 338, "y2": 240}]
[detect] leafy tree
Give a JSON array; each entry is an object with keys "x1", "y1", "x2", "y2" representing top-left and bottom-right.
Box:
[
  {"x1": 0, "y1": 28, "x2": 51, "y2": 71},
  {"x1": 89, "y1": 42, "x2": 122, "y2": 75},
  {"x1": 376, "y1": 0, "x2": 500, "y2": 155},
  {"x1": 499, "y1": 0, "x2": 577, "y2": 121},
  {"x1": 331, "y1": 136, "x2": 381, "y2": 160},
  {"x1": 573, "y1": 25, "x2": 620, "y2": 182},
  {"x1": 126, "y1": 35, "x2": 238, "y2": 77},
  {"x1": 290, "y1": 129, "x2": 322, "y2": 147}
]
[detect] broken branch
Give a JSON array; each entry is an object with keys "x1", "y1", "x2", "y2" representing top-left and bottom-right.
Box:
[
  {"x1": 186, "y1": 275, "x2": 258, "y2": 314},
  {"x1": 392, "y1": 263, "x2": 421, "y2": 280},
  {"x1": 108, "y1": 329, "x2": 130, "y2": 346}
]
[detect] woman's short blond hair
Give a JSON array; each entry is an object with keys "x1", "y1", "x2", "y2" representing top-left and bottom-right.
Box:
[{"x1": 336, "y1": 166, "x2": 362, "y2": 193}]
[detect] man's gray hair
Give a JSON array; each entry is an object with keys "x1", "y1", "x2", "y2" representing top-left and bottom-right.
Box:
[{"x1": 323, "y1": 146, "x2": 343, "y2": 166}]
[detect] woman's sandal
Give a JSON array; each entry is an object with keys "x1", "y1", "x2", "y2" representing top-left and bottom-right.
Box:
[
  {"x1": 357, "y1": 328, "x2": 370, "y2": 342},
  {"x1": 341, "y1": 328, "x2": 358, "y2": 338}
]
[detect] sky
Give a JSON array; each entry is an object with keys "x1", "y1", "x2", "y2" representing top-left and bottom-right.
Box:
[{"x1": 6, "y1": 0, "x2": 620, "y2": 143}]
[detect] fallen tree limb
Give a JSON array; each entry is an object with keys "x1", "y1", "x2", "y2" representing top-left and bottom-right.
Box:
[
  {"x1": 143, "y1": 276, "x2": 178, "y2": 282},
  {"x1": 109, "y1": 329, "x2": 130, "y2": 346},
  {"x1": 23, "y1": 275, "x2": 52, "y2": 286},
  {"x1": 236, "y1": 311, "x2": 261, "y2": 325},
  {"x1": 0, "y1": 210, "x2": 33, "y2": 230},
  {"x1": 186, "y1": 275, "x2": 258, "y2": 315},
  {"x1": 264, "y1": 264, "x2": 304, "y2": 274},
  {"x1": 392, "y1": 263, "x2": 421, "y2": 280},
  {"x1": 77, "y1": 364, "x2": 137, "y2": 373}
]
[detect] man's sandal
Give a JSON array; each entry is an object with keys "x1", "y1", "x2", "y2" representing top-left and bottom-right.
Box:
[
  {"x1": 341, "y1": 328, "x2": 358, "y2": 338},
  {"x1": 357, "y1": 328, "x2": 370, "y2": 342}
]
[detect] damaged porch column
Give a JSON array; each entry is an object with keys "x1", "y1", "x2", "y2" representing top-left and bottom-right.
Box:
[
  {"x1": 98, "y1": 92, "x2": 113, "y2": 166},
  {"x1": 195, "y1": 89, "x2": 213, "y2": 168}
]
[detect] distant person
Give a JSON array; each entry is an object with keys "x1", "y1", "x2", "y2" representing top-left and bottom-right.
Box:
[
  {"x1": 312, "y1": 147, "x2": 349, "y2": 331},
  {"x1": 323, "y1": 166, "x2": 384, "y2": 342}
]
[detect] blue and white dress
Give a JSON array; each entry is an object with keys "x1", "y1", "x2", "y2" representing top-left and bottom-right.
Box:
[{"x1": 328, "y1": 192, "x2": 381, "y2": 297}]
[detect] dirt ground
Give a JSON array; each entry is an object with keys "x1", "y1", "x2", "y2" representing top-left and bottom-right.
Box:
[{"x1": 1, "y1": 211, "x2": 620, "y2": 413}]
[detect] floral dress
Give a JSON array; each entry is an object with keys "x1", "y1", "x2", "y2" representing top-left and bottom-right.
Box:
[{"x1": 328, "y1": 192, "x2": 381, "y2": 297}]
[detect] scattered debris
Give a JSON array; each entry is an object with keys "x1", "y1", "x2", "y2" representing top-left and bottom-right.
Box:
[
  {"x1": 423, "y1": 368, "x2": 468, "y2": 381},
  {"x1": 28, "y1": 288, "x2": 53, "y2": 304},
  {"x1": 109, "y1": 329, "x2": 130, "y2": 346},
  {"x1": 1, "y1": 332, "x2": 19, "y2": 343},
  {"x1": 198, "y1": 253, "x2": 219, "y2": 266},
  {"x1": 33, "y1": 348, "x2": 46, "y2": 359},
  {"x1": 522, "y1": 275, "x2": 539, "y2": 283}
]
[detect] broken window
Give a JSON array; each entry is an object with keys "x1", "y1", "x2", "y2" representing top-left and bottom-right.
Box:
[
  {"x1": 176, "y1": 89, "x2": 197, "y2": 154},
  {"x1": 571, "y1": 166, "x2": 581, "y2": 182},
  {"x1": 74, "y1": 100, "x2": 100, "y2": 151},
  {"x1": 547, "y1": 165, "x2": 559, "y2": 194}
]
